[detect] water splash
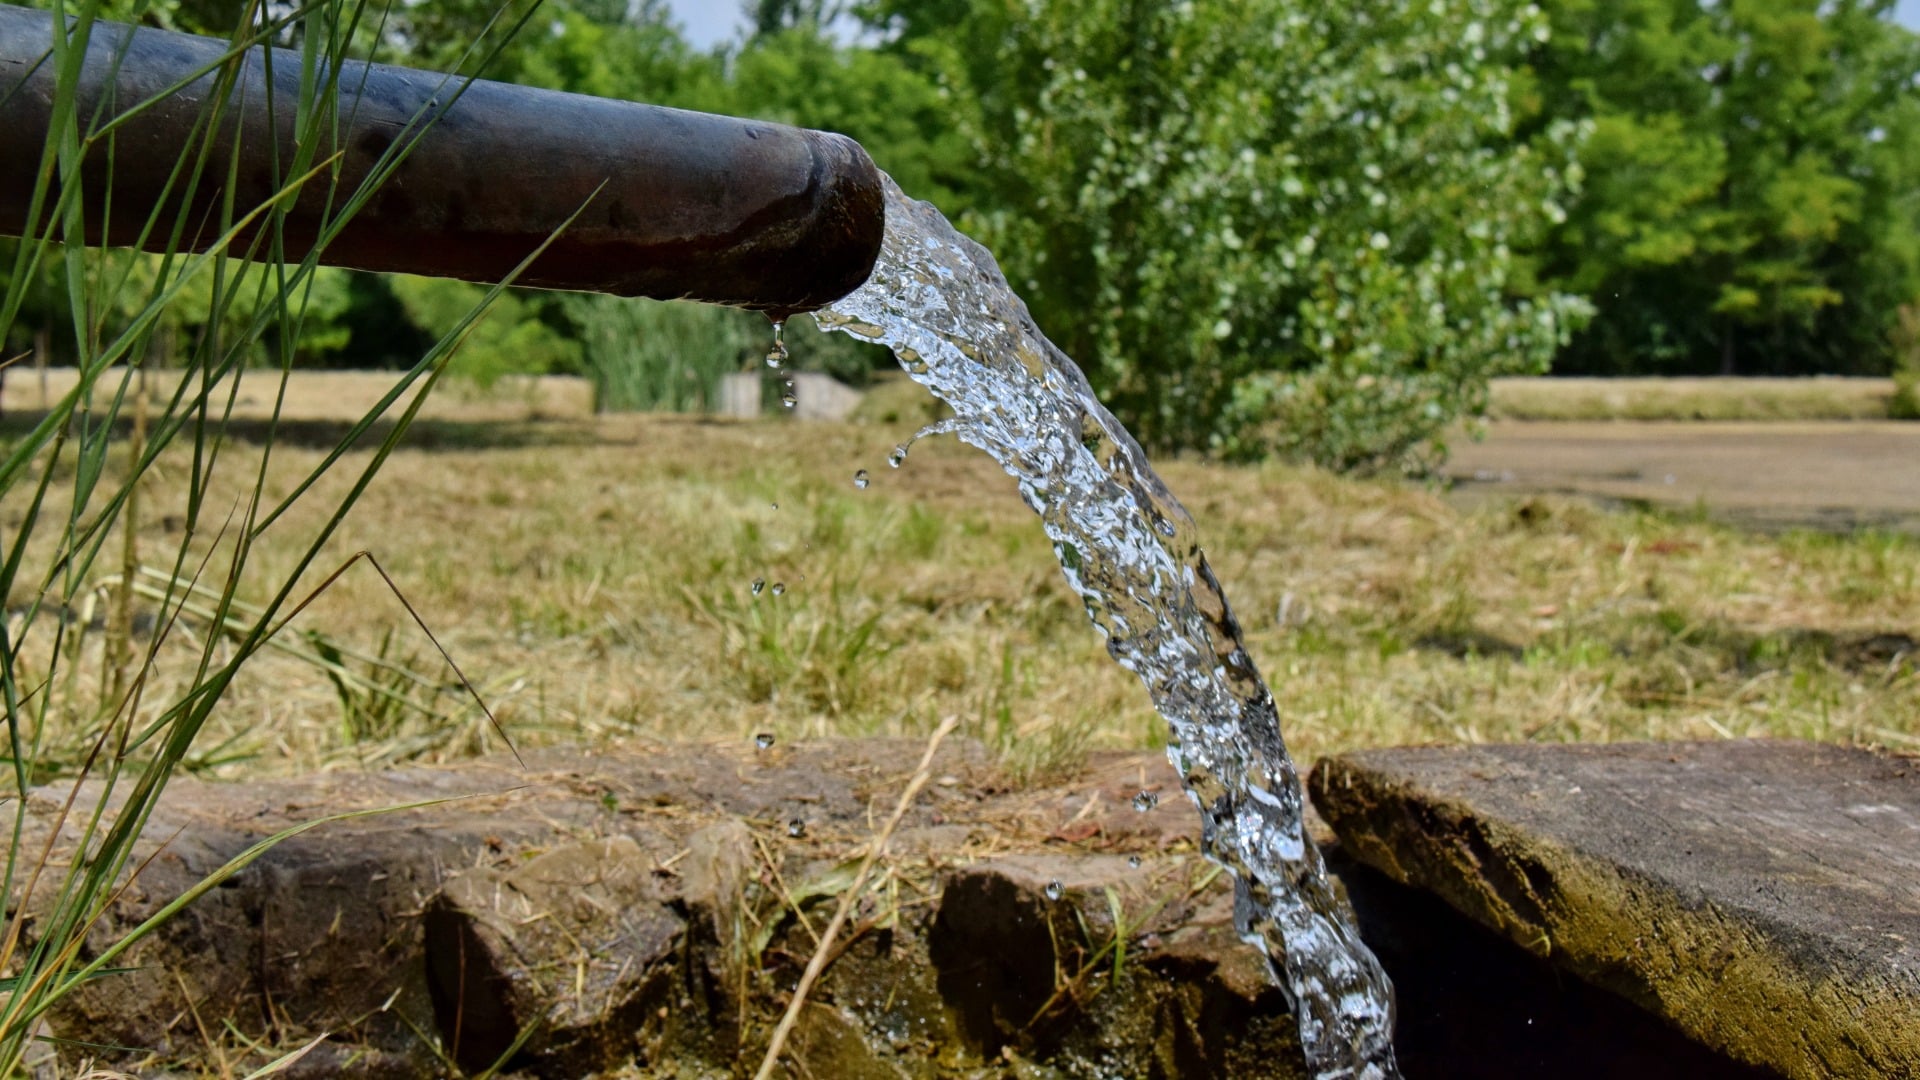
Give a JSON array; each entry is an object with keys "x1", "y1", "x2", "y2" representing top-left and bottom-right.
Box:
[{"x1": 817, "y1": 179, "x2": 1399, "y2": 1079}]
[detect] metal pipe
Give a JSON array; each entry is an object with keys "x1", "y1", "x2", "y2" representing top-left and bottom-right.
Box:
[{"x1": 0, "y1": 5, "x2": 884, "y2": 313}]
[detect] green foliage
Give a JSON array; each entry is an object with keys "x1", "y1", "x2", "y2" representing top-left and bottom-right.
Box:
[
  {"x1": 388, "y1": 276, "x2": 579, "y2": 387},
  {"x1": 868, "y1": 0, "x2": 1588, "y2": 470},
  {"x1": 720, "y1": 23, "x2": 978, "y2": 214},
  {"x1": 1534, "y1": 0, "x2": 1920, "y2": 375},
  {"x1": 563, "y1": 294, "x2": 758, "y2": 411},
  {"x1": 1891, "y1": 304, "x2": 1920, "y2": 419},
  {"x1": 1, "y1": 244, "x2": 356, "y2": 369},
  {"x1": 749, "y1": 0, "x2": 842, "y2": 39},
  {"x1": 328, "y1": 271, "x2": 434, "y2": 368},
  {"x1": 0, "y1": 239, "x2": 65, "y2": 358},
  {"x1": 167, "y1": 258, "x2": 359, "y2": 362},
  {"x1": 377, "y1": 0, "x2": 719, "y2": 106}
]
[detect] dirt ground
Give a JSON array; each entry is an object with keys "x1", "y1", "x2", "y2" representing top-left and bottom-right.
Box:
[{"x1": 1445, "y1": 420, "x2": 1920, "y2": 532}]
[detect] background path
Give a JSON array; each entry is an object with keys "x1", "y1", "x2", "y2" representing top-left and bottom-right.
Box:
[{"x1": 1446, "y1": 421, "x2": 1920, "y2": 531}]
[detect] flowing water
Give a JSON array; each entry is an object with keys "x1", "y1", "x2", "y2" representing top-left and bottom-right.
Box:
[{"x1": 816, "y1": 179, "x2": 1400, "y2": 1079}]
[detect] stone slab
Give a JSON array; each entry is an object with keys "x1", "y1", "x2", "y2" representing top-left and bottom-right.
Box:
[
  {"x1": 20, "y1": 740, "x2": 1319, "y2": 1078},
  {"x1": 1309, "y1": 739, "x2": 1920, "y2": 1079}
]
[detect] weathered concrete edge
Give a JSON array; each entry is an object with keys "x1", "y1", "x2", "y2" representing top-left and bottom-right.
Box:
[{"x1": 1309, "y1": 752, "x2": 1920, "y2": 1080}]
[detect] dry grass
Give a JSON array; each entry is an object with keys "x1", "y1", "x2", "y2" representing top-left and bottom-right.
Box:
[
  {"x1": 5, "y1": 378, "x2": 1916, "y2": 784},
  {"x1": 1488, "y1": 376, "x2": 1900, "y2": 422}
]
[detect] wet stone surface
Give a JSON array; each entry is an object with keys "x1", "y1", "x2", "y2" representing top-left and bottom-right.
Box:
[{"x1": 1311, "y1": 738, "x2": 1920, "y2": 1080}]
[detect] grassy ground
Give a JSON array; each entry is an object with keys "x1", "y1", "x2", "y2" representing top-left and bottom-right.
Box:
[
  {"x1": 6, "y1": 386, "x2": 1915, "y2": 786},
  {"x1": 1488, "y1": 376, "x2": 1900, "y2": 421}
]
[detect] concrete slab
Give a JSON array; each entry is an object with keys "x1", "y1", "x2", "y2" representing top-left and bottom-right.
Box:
[
  {"x1": 1443, "y1": 421, "x2": 1920, "y2": 532},
  {"x1": 1310, "y1": 739, "x2": 1920, "y2": 1079}
]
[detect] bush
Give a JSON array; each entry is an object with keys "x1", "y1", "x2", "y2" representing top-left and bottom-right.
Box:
[
  {"x1": 388, "y1": 276, "x2": 580, "y2": 388},
  {"x1": 878, "y1": 0, "x2": 1590, "y2": 471},
  {"x1": 562, "y1": 294, "x2": 757, "y2": 412},
  {"x1": 1891, "y1": 304, "x2": 1920, "y2": 421}
]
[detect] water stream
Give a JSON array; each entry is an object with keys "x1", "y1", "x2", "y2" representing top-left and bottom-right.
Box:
[{"x1": 816, "y1": 179, "x2": 1400, "y2": 1079}]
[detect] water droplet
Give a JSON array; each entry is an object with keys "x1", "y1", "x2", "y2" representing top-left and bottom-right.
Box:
[
  {"x1": 1128, "y1": 855, "x2": 1143, "y2": 869},
  {"x1": 781, "y1": 381, "x2": 797, "y2": 409},
  {"x1": 1132, "y1": 790, "x2": 1159, "y2": 812},
  {"x1": 754, "y1": 732, "x2": 775, "y2": 750},
  {"x1": 765, "y1": 319, "x2": 789, "y2": 370},
  {"x1": 888, "y1": 445, "x2": 908, "y2": 468},
  {"x1": 1043, "y1": 880, "x2": 1065, "y2": 902},
  {"x1": 751, "y1": 578, "x2": 766, "y2": 596},
  {"x1": 787, "y1": 818, "x2": 806, "y2": 838},
  {"x1": 853, "y1": 469, "x2": 870, "y2": 489},
  {"x1": 771, "y1": 582, "x2": 786, "y2": 596}
]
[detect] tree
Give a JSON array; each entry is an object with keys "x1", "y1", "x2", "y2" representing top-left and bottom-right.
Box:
[
  {"x1": 383, "y1": 0, "x2": 720, "y2": 107},
  {"x1": 748, "y1": 0, "x2": 840, "y2": 39},
  {"x1": 0, "y1": 241, "x2": 62, "y2": 362},
  {"x1": 722, "y1": 23, "x2": 978, "y2": 215},
  {"x1": 2, "y1": 242, "x2": 357, "y2": 372},
  {"x1": 1531, "y1": 0, "x2": 1920, "y2": 375},
  {"x1": 387, "y1": 275, "x2": 579, "y2": 386},
  {"x1": 865, "y1": 0, "x2": 1588, "y2": 470}
]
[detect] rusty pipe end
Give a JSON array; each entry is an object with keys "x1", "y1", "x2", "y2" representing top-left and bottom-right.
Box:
[
  {"x1": 479, "y1": 118, "x2": 889, "y2": 314},
  {"x1": 759, "y1": 128, "x2": 885, "y2": 317}
]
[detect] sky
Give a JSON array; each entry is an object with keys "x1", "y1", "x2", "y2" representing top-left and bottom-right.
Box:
[
  {"x1": 664, "y1": 0, "x2": 1920, "y2": 50},
  {"x1": 667, "y1": 0, "x2": 745, "y2": 49}
]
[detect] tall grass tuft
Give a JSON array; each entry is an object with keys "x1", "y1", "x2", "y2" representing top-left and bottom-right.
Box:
[
  {"x1": 0, "y1": 0, "x2": 535, "y2": 1065},
  {"x1": 567, "y1": 297, "x2": 891, "y2": 415},
  {"x1": 567, "y1": 293, "x2": 762, "y2": 412}
]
